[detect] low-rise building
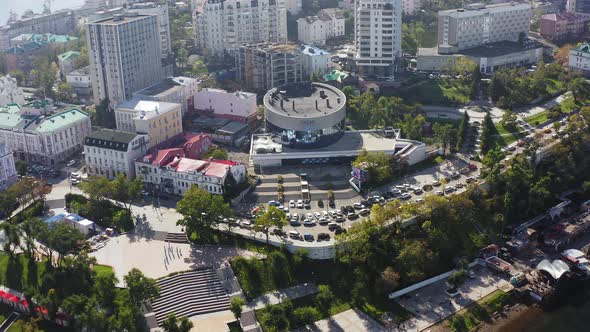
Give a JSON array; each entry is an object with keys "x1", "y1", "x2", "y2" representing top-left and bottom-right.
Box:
[
  {"x1": 65, "y1": 66, "x2": 92, "y2": 96},
  {"x1": 402, "y1": 0, "x2": 422, "y2": 14},
  {"x1": 0, "y1": 106, "x2": 91, "y2": 165},
  {"x1": 540, "y1": 12, "x2": 587, "y2": 41},
  {"x1": 0, "y1": 144, "x2": 17, "y2": 191},
  {"x1": 300, "y1": 45, "x2": 332, "y2": 79},
  {"x1": 136, "y1": 147, "x2": 247, "y2": 196},
  {"x1": 193, "y1": 88, "x2": 257, "y2": 123},
  {"x1": 132, "y1": 76, "x2": 200, "y2": 114},
  {"x1": 0, "y1": 75, "x2": 25, "y2": 106},
  {"x1": 114, "y1": 100, "x2": 183, "y2": 148},
  {"x1": 297, "y1": 8, "x2": 345, "y2": 45},
  {"x1": 57, "y1": 50, "x2": 80, "y2": 75},
  {"x1": 84, "y1": 129, "x2": 150, "y2": 179},
  {"x1": 4, "y1": 33, "x2": 78, "y2": 73},
  {"x1": 417, "y1": 39, "x2": 544, "y2": 73},
  {"x1": 569, "y1": 42, "x2": 590, "y2": 75}
]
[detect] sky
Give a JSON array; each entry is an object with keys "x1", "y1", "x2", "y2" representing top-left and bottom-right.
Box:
[{"x1": 2, "y1": 0, "x2": 86, "y2": 26}]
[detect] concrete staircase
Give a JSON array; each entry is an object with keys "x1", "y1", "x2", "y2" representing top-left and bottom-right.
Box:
[{"x1": 152, "y1": 268, "x2": 230, "y2": 324}]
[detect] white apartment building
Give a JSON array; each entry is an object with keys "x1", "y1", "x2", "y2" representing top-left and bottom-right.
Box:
[
  {"x1": 569, "y1": 42, "x2": 590, "y2": 75},
  {"x1": 0, "y1": 144, "x2": 17, "y2": 191},
  {"x1": 84, "y1": 129, "x2": 149, "y2": 179},
  {"x1": 133, "y1": 76, "x2": 200, "y2": 114},
  {"x1": 354, "y1": 0, "x2": 403, "y2": 75},
  {"x1": 126, "y1": 2, "x2": 173, "y2": 65},
  {"x1": 300, "y1": 45, "x2": 332, "y2": 79},
  {"x1": 402, "y1": 0, "x2": 422, "y2": 14},
  {"x1": 193, "y1": 0, "x2": 288, "y2": 56},
  {"x1": 87, "y1": 14, "x2": 168, "y2": 106},
  {"x1": 287, "y1": 0, "x2": 302, "y2": 14},
  {"x1": 136, "y1": 155, "x2": 247, "y2": 196},
  {"x1": 0, "y1": 107, "x2": 92, "y2": 166},
  {"x1": 437, "y1": 2, "x2": 532, "y2": 54},
  {"x1": 115, "y1": 100, "x2": 183, "y2": 148},
  {"x1": 297, "y1": 8, "x2": 345, "y2": 45},
  {"x1": 66, "y1": 67, "x2": 92, "y2": 96},
  {"x1": 194, "y1": 88, "x2": 257, "y2": 123},
  {"x1": 0, "y1": 75, "x2": 25, "y2": 107}
]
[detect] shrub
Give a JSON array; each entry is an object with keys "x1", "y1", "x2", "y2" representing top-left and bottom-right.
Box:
[
  {"x1": 314, "y1": 285, "x2": 336, "y2": 314},
  {"x1": 292, "y1": 307, "x2": 321, "y2": 326},
  {"x1": 277, "y1": 184, "x2": 284, "y2": 192},
  {"x1": 277, "y1": 175, "x2": 283, "y2": 184}
]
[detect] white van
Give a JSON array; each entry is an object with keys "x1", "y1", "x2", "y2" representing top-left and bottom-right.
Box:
[{"x1": 289, "y1": 231, "x2": 300, "y2": 239}]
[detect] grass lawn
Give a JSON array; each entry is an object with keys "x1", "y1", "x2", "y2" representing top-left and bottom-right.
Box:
[
  {"x1": 446, "y1": 290, "x2": 512, "y2": 332},
  {"x1": 492, "y1": 123, "x2": 525, "y2": 147},
  {"x1": 0, "y1": 254, "x2": 47, "y2": 291},
  {"x1": 93, "y1": 264, "x2": 114, "y2": 278},
  {"x1": 545, "y1": 78, "x2": 565, "y2": 95},
  {"x1": 525, "y1": 110, "x2": 550, "y2": 126},
  {"x1": 397, "y1": 79, "x2": 472, "y2": 106}
]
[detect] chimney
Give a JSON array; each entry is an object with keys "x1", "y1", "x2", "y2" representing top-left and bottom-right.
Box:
[{"x1": 326, "y1": 99, "x2": 330, "y2": 108}]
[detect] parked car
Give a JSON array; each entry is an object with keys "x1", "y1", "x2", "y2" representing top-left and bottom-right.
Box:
[
  {"x1": 289, "y1": 231, "x2": 301, "y2": 239},
  {"x1": 359, "y1": 208, "x2": 370, "y2": 216},
  {"x1": 303, "y1": 233, "x2": 315, "y2": 242},
  {"x1": 347, "y1": 212, "x2": 358, "y2": 220},
  {"x1": 67, "y1": 160, "x2": 77, "y2": 167},
  {"x1": 317, "y1": 233, "x2": 330, "y2": 241},
  {"x1": 353, "y1": 202, "x2": 364, "y2": 210},
  {"x1": 289, "y1": 200, "x2": 295, "y2": 208}
]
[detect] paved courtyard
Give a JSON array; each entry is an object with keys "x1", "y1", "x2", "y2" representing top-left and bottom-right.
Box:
[
  {"x1": 188, "y1": 310, "x2": 236, "y2": 332},
  {"x1": 395, "y1": 265, "x2": 513, "y2": 331},
  {"x1": 292, "y1": 308, "x2": 383, "y2": 332},
  {"x1": 90, "y1": 234, "x2": 261, "y2": 286}
]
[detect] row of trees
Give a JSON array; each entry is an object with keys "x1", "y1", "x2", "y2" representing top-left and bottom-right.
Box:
[
  {"x1": 456, "y1": 111, "x2": 470, "y2": 151},
  {"x1": 0, "y1": 177, "x2": 49, "y2": 220},
  {"x1": 351, "y1": 149, "x2": 409, "y2": 187},
  {"x1": 479, "y1": 112, "x2": 495, "y2": 155}
]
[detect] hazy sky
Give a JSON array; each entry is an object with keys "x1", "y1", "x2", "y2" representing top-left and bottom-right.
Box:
[{"x1": 2, "y1": 0, "x2": 86, "y2": 25}]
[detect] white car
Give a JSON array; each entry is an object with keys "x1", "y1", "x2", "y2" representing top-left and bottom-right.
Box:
[
  {"x1": 314, "y1": 212, "x2": 321, "y2": 219},
  {"x1": 67, "y1": 160, "x2": 76, "y2": 167},
  {"x1": 307, "y1": 213, "x2": 315, "y2": 220},
  {"x1": 289, "y1": 200, "x2": 295, "y2": 208},
  {"x1": 415, "y1": 198, "x2": 424, "y2": 203},
  {"x1": 303, "y1": 219, "x2": 316, "y2": 226},
  {"x1": 322, "y1": 211, "x2": 329, "y2": 218},
  {"x1": 353, "y1": 202, "x2": 364, "y2": 209},
  {"x1": 296, "y1": 199, "x2": 304, "y2": 208}
]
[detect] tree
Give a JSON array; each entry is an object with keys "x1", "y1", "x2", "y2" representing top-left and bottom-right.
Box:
[
  {"x1": 79, "y1": 176, "x2": 113, "y2": 203},
  {"x1": 57, "y1": 82, "x2": 74, "y2": 102},
  {"x1": 124, "y1": 268, "x2": 160, "y2": 305},
  {"x1": 374, "y1": 267, "x2": 400, "y2": 294},
  {"x1": 314, "y1": 285, "x2": 336, "y2": 314},
  {"x1": 95, "y1": 98, "x2": 116, "y2": 129},
  {"x1": 254, "y1": 206, "x2": 287, "y2": 246},
  {"x1": 500, "y1": 111, "x2": 518, "y2": 131},
  {"x1": 432, "y1": 123, "x2": 457, "y2": 155},
  {"x1": 62, "y1": 295, "x2": 107, "y2": 330},
  {"x1": 204, "y1": 148, "x2": 228, "y2": 160},
  {"x1": 292, "y1": 307, "x2": 321, "y2": 326},
  {"x1": 162, "y1": 313, "x2": 194, "y2": 332},
  {"x1": 15, "y1": 160, "x2": 27, "y2": 176},
  {"x1": 19, "y1": 218, "x2": 47, "y2": 260},
  {"x1": 0, "y1": 191, "x2": 17, "y2": 219},
  {"x1": 554, "y1": 44, "x2": 572, "y2": 66},
  {"x1": 43, "y1": 222, "x2": 85, "y2": 266},
  {"x1": 396, "y1": 239, "x2": 439, "y2": 283},
  {"x1": 177, "y1": 48, "x2": 189, "y2": 71},
  {"x1": 191, "y1": 59, "x2": 208, "y2": 77},
  {"x1": 94, "y1": 271, "x2": 119, "y2": 309},
  {"x1": 176, "y1": 186, "x2": 232, "y2": 237},
  {"x1": 479, "y1": 112, "x2": 495, "y2": 154},
  {"x1": 110, "y1": 174, "x2": 143, "y2": 211},
  {"x1": 568, "y1": 77, "x2": 590, "y2": 103},
  {"x1": 229, "y1": 297, "x2": 245, "y2": 320}
]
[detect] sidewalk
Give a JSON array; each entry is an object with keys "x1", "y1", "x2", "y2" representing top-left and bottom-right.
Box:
[{"x1": 246, "y1": 283, "x2": 319, "y2": 310}]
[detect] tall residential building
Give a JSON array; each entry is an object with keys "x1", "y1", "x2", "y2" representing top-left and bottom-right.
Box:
[
  {"x1": 126, "y1": 3, "x2": 173, "y2": 66},
  {"x1": 287, "y1": 0, "x2": 302, "y2": 14},
  {"x1": 353, "y1": 0, "x2": 403, "y2": 75},
  {"x1": 402, "y1": 0, "x2": 422, "y2": 14},
  {"x1": 0, "y1": 144, "x2": 17, "y2": 191},
  {"x1": 0, "y1": 10, "x2": 76, "y2": 51},
  {"x1": 193, "y1": 0, "x2": 288, "y2": 57},
  {"x1": 567, "y1": 0, "x2": 590, "y2": 14},
  {"x1": 236, "y1": 43, "x2": 303, "y2": 92},
  {"x1": 297, "y1": 8, "x2": 346, "y2": 45},
  {"x1": 437, "y1": 2, "x2": 531, "y2": 54},
  {"x1": 87, "y1": 14, "x2": 168, "y2": 106}
]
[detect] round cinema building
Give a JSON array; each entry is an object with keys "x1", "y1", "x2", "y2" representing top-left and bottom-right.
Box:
[{"x1": 263, "y1": 82, "x2": 346, "y2": 149}]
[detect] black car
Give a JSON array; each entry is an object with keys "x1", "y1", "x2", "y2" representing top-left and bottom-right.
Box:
[
  {"x1": 318, "y1": 200, "x2": 324, "y2": 208},
  {"x1": 340, "y1": 206, "x2": 348, "y2": 214},
  {"x1": 317, "y1": 233, "x2": 330, "y2": 241},
  {"x1": 272, "y1": 229, "x2": 286, "y2": 237},
  {"x1": 335, "y1": 227, "x2": 347, "y2": 235}
]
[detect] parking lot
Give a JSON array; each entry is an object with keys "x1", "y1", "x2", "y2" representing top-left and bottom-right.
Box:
[{"x1": 233, "y1": 157, "x2": 480, "y2": 243}]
